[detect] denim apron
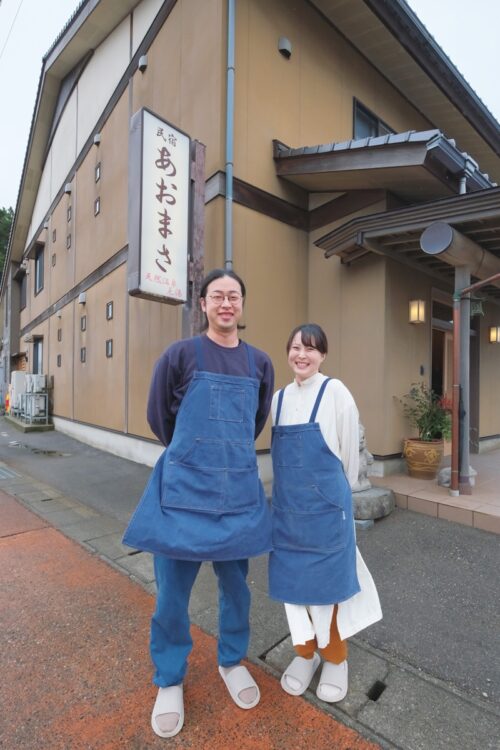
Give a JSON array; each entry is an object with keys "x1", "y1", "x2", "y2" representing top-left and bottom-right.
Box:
[
  {"x1": 268, "y1": 378, "x2": 360, "y2": 605},
  {"x1": 123, "y1": 337, "x2": 272, "y2": 561}
]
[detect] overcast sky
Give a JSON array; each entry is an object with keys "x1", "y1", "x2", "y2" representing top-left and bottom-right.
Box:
[{"x1": 0, "y1": 0, "x2": 499, "y2": 209}]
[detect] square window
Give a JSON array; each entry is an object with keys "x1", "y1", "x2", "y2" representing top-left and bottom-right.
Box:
[
  {"x1": 57, "y1": 354, "x2": 62, "y2": 367},
  {"x1": 95, "y1": 162, "x2": 101, "y2": 182},
  {"x1": 106, "y1": 301, "x2": 113, "y2": 320},
  {"x1": 94, "y1": 197, "x2": 100, "y2": 216},
  {"x1": 57, "y1": 328, "x2": 62, "y2": 342},
  {"x1": 105, "y1": 339, "x2": 113, "y2": 358},
  {"x1": 66, "y1": 234, "x2": 71, "y2": 249},
  {"x1": 353, "y1": 100, "x2": 394, "y2": 140},
  {"x1": 67, "y1": 206, "x2": 72, "y2": 222},
  {"x1": 80, "y1": 315, "x2": 87, "y2": 332},
  {"x1": 80, "y1": 347, "x2": 86, "y2": 363}
]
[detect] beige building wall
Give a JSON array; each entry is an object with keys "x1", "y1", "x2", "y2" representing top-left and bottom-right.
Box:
[
  {"x1": 21, "y1": 319, "x2": 49, "y2": 376},
  {"x1": 231, "y1": 203, "x2": 308, "y2": 449},
  {"x1": 73, "y1": 265, "x2": 126, "y2": 430},
  {"x1": 131, "y1": 0, "x2": 226, "y2": 179},
  {"x1": 50, "y1": 91, "x2": 79, "y2": 202},
  {"x1": 48, "y1": 195, "x2": 74, "y2": 305},
  {"x1": 383, "y1": 260, "x2": 434, "y2": 455},
  {"x1": 132, "y1": 0, "x2": 165, "y2": 53},
  {"x1": 75, "y1": 92, "x2": 129, "y2": 284},
  {"x1": 49, "y1": 304, "x2": 73, "y2": 418},
  {"x1": 234, "y1": 0, "x2": 432, "y2": 200},
  {"x1": 76, "y1": 17, "x2": 130, "y2": 155},
  {"x1": 29, "y1": 153, "x2": 53, "y2": 243},
  {"x1": 479, "y1": 310, "x2": 500, "y2": 438}
]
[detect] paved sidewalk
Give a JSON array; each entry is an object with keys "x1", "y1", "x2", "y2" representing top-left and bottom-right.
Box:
[
  {"x1": 1, "y1": 419, "x2": 499, "y2": 749},
  {"x1": 371, "y1": 449, "x2": 500, "y2": 534},
  {"x1": 0, "y1": 489, "x2": 378, "y2": 750}
]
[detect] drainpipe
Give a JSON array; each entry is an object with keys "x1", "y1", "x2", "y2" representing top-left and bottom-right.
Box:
[
  {"x1": 459, "y1": 154, "x2": 475, "y2": 196},
  {"x1": 225, "y1": 0, "x2": 236, "y2": 270}
]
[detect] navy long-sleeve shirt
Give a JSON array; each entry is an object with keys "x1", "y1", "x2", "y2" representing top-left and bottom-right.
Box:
[{"x1": 147, "y1": 335, "x2": 274, "y2": 447}]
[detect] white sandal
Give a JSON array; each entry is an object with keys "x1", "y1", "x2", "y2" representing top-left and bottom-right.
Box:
[
  {"x1": 218, "y1": 665, "x2": 260, "y2": 709},
  {"x1": 280, "y1": 653, "x2": 321, "y2": 696},
  {"x1": 316, "y1": 660, "x2": 348, "y2": 703},
  {"x1": 151, "y1": 684, "x2": 184, "y2": 738}
]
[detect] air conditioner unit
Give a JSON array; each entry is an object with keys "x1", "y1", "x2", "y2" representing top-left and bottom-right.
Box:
[
  {"x1": 32, "y1": 374, "x2": 46, "y2": 392},
  {"x1": 10, "y1": 371, "x2": 26, "y2": 410}
]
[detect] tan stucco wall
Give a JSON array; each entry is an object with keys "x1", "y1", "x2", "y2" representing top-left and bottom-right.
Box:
[
  {"x1": 131, "y1": 0, "x2": 225, "y2": 179},
  {"x1": 49, "y1": 195, "x2": 74, "y2": 306},
  {"x1": 383, "y1": 260, "x2": 434, "y2": 455},
  {"x1": 479, "y1": 309, "x2": 500, "y2": 437},
  {"x1": 75, "y1": 92, "x2": 129, "y2": 284},
  {"x1": 72, "y1": 264, "x2": 126, "y2": 430},
  {"x1": 49, "y1": 304, "x2": 73, "y2": 418},
  {"x1": 232, "y1": 203, "x2": 308, "y2": 449},
  {"x1": 234, "y1": 0, "x2": 432, "y2": 200}
]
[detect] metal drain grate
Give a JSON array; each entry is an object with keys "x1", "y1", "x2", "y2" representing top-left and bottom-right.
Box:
[{"x1": 366, "y1": 680, "x2": 387, "y2": 702}]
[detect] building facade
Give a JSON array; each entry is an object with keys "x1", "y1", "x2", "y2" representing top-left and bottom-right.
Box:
[{"x1": 2, "y1": 0, "x2": 500, "y2": 471}]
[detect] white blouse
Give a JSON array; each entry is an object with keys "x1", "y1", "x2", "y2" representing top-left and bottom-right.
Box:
[{"x1": 271, "y1": 372, "x2": 361, "y2": 648}]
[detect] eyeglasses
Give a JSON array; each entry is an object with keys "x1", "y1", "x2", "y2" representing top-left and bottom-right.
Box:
[{"x1": 206, "y1": 292, "x2": 243, "y2": 305}]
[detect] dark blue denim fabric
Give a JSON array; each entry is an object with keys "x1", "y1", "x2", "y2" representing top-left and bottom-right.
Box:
[{"x1": 269, "y1": 379, "x2": 359, "y2": 605}]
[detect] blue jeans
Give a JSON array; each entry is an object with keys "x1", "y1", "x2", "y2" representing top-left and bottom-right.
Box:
[{"x1": 151, "y1": 555, "x2": 250, "y2": 687}]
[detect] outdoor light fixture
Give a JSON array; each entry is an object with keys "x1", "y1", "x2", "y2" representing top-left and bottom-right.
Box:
[
  {"x1": 138, "y1": 55, "x2": 148, "y2": 72},
  {"x1": 64, "y1": 183, "x2": 72, "y2": 195},
  {"x1": 93, "y1": 133, "x2": 101, "y2": 146},
  {"x1": 409, "y1": 299, "x2": 425, "y2": 324},
  {"x1": 489, "y1": 326, "x2": 500, "y2": 343}
]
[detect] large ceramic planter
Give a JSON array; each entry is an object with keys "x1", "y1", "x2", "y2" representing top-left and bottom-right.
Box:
[{"x1": 403, "y1": 438, "x2": 444, "y2": 479}]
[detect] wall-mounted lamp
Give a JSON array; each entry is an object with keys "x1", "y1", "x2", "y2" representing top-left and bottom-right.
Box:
[
  {"x1": 409, "y1": 299, "x2": 426, "y2": 324},
  {"x1": 489, "y1": 326, "x2": 500, "y2": 343},
  {"x1": 93, "y1": 133, "x2": 101, "y2": 146},
  {"x1": 78, "y1": 292, "x2": 87, "y2": 305},
  {"x1": 138, "y1": 54, "x2": 148, "y2": 72},
  {"x1": 64, "y1": 183, "x2": 72, "y2": 195},
  {"x1": 43, "y1": 219, "x2": 49, "y2": 229},
  {"x1": 56, "y1": 310, "x2": 62, "y2": 319},
  {"x1": 278, "y1": 37, "x2": 292, "y2": 59}
]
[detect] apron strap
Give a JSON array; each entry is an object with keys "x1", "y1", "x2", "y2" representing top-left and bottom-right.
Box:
[
  {"x1": 245, "y1": 342, "x2": 257, "y2": 379},
  {"x1": 309, "y1": 378, "x2": 331, "y2": 423},
  {"x1": 194, "y1": 335, "x2": 204, "y2": 371},
  {"x1": 275, "y1": 388, "x2": 286, "y2": 425}
]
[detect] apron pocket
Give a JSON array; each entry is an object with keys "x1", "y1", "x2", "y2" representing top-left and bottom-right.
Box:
[
  {"x1": 223, "y1": 468, "x2": 261, "y2": 512},
  {"x1": 226, "y1": 440, "x2": 258, "y2": 470},
  {"x1": 273, "y1": 506, "x2": 347, "y2": 553},
  {"x1": 162, "y1": 463, "x2": 225, "y2": 513},
  {"x1": 177, "y1": 438, "x2": 225, "y2": 469},
  {"x1": 209, "y1": 385, "x2": 245, "y2": 422},
  {"x1": 275, "y1": 433, "x2": 303, "y2": 467},
  {"x1": 312, "y1": 482, "x2": 349, "y2": 510}
]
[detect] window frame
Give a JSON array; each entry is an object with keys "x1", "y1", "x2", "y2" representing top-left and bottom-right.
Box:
[{"x1": 34, "y1": 243, "x2": 45, "y2": 295}]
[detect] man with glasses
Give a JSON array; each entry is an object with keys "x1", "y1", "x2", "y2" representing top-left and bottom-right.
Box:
[{"x1": 136, "y1": 268, "x2": 274, "y2": 738}]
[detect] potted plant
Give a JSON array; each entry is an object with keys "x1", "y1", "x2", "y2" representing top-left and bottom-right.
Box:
[{"x1": 399, "y1": 383, "x2": 452, "y2": 479}]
